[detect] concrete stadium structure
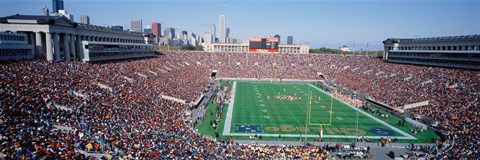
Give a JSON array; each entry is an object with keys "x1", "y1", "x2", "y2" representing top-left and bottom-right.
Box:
[
  {"x1": 202, "y1": 43, "x2": 310, "y2": 54},
  {"x1": 0, "y1": 15, "x2": 149, "y2": 61},
  {"x1": 383, "y1": 35, "x2": 480, "y2": 70}
]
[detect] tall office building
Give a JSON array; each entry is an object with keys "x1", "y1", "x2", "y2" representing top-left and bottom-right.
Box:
[
  {"x1": 80, "y1": 15, "x2": 90, "y2": 25},
  {"x1": 274, "y1": 34, "x2": 281, "y2": 44},
  {"x1": 41, "y1": 6, "x2": 49, "y2": 16},
  {"x1": 204, "y1": 32, "x2": 213, "y2": 43},
  {"x1": 226, "y1": 28, "x2": 230, "y2": 43},
  {"x1": 58, "y1": 10, "x2": 74, "y2": 21},
  {"x1": 164, "y1": 27, "x2": 175, "y2": 39},
  {"x1": 191, "y1": 33, "x2": 198, "y2": 46},
  {"x1": 287, "y1": 36, "x2": 293, "y2": 45},
  {"x1": 130, "y1": 19, "x2": 142, "y2": 33},
  {"x1": 151, "y1": 22, "x2": 161, "y2": 43},
  {"x1": 52, "y1": 0, "x2": 64, "y2": 13},
  {"x1": 182, "y1": 31, "x2": 188, "y2": 40},
  {"x1": 219, "y1": 15, "x2": 226, "y2": 43},
  {"x1": 211, "y1": 24, "x2": 216, "y2": 43},
  {"x1": 164, "y1": 27, "x2": 171, "y2": 38}
]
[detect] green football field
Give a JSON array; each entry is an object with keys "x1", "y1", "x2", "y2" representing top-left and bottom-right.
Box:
[{"x1": 198, "y1": 81, "x2": 439, "y2": 143}]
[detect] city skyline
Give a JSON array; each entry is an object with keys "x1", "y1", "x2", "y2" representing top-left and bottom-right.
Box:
[{"x1": 0, "y1": 0, "x2": 479, "y2": 49}]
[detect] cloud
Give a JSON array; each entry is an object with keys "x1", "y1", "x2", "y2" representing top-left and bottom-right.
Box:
[{"x1": 221, "y1": 3, "x2": 228, "y2": 8}]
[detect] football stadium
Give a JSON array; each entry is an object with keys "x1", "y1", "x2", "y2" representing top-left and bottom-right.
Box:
[{"x1": 1, "y1": 0, "x2": 480, "y2": 159}]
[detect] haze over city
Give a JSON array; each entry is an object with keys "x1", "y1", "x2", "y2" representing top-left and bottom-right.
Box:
[{"x1": 1, "y1": 0, "x2": 479, "y2": 49}]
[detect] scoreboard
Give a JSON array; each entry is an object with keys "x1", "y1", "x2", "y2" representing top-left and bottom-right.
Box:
[{"x1": 249, "y1": 38, "x2": 279, "y2": 53}]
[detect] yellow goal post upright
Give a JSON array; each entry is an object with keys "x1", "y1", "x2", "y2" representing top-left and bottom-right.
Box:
[{"x1": 308, "y1": 90, "x2": 334, "y2": 137}]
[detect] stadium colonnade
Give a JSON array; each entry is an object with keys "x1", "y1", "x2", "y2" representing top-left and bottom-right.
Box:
[{"x1": 0, "y1": 15, "x2": 148, "y2": 61}]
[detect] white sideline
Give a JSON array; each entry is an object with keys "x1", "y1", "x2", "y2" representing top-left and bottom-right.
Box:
[{"x1": 222, "y1": 82, "x2": 236, "y2": 135}]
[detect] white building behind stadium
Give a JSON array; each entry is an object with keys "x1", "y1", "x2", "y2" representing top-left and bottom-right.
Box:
[{"x1": 202, "y1": 42, "x2": 310, "y2": 54}]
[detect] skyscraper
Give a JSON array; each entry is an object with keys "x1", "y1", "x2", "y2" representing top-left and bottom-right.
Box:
[
  {"x1": 164, "y1": 27, "x2": 175, "y2": 39},
  {"x1": 41, "y1": 6, "x2": 49, "y2": 16},
  {"x1": 274, "y1": 34, "x2": 281, "y2": 44},
  {"x1": 130, "y1": 19, "x2": 142, "y2": 33},
  {"x1": 204, "y1": 32, "x2": 213, "y2": 43},
  {"x1": 58, "y1": 10, "x2": 74, "y2": 21},
  {"x1": 211, "y1": 24, "x2": 216, "y2": 43},
  {"x1": 287, "y1": 36, "x2": 293, "y2": 45},
  {"x1": 226, "y1": 27, "x2": 230, "y2": 43},
  {"x1": 52, "y1": 0, "x2": 64, "y2": 13},
  {"x1": 182, "y1": 31, "x2": 188, "y2": 40},
  {"x1": 151, "y1": 22, "x2": 161, "y2": 43},
  {"x1": 219, "y1": 15, "x2": 226, "y2": 43},
  {"x1": 80, "y1": 15, "x2": 90, "y2": 25}
]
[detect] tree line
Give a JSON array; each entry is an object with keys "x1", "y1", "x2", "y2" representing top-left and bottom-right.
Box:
[{"x1": 309, "y1": 47, "x2": 383, "y2": 57}]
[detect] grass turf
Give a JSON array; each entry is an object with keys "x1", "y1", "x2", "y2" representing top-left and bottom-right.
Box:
[{"x1": 197, "y1": 81, "x2": 439, "y2": 143}]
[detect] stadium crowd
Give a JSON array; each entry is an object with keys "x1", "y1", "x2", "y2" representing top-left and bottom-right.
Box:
[{"x1": 1, "y1": 50, "x2": 479, "y2": 159}]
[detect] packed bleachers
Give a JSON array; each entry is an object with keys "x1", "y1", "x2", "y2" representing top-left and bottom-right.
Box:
[{"x1": 1, "y1": 51, "x2": 479, "y2": 159}]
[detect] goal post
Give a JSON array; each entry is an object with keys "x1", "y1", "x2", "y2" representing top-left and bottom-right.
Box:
[{"x1": 308, "y1": 93, "x2": 334, "y2": 126}]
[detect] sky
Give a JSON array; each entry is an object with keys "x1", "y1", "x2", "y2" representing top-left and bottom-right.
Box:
[{"x1": 1, "y1": 0, "x2": 479, "y2": 50}]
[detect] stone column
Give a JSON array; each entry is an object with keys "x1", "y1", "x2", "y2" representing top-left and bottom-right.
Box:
[
  {"x1": 35, "y1": 32, "x2": 44, "y2": 58},
  {"x1": 72, "y1": 35, "x2": 78, "y2": 60},
  {"x1": 70, "y1": 35, "x2": 76, "y2": 59},
  {"x1": 77, "y1": 35, "x2": 84, "y2": 60},
  {"x1": 45, "y1": 32, "x2": 54, "y2": 61},
  {"x1": 54, "y1": 33, "x2": 61, "y2": 60},
  {"x1": 64, "y1": 34, "x2": 71, "y2": 61}
]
